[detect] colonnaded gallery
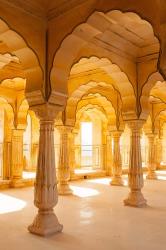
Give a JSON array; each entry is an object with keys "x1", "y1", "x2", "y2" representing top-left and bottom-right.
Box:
[{"x1": 1, "y1": 0, "x2": 166, "y2": 249}]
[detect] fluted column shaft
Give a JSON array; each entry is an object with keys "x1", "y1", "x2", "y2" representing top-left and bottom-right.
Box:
[
  {"x1": 146, "y1": 133, "x2": 157, "y2": 179},
  {"x1": 11, "y1": 129, "x2": 24, "y2": 187},
  {"x1": 28, "y1": 105, "x2": 63, "y2": 236},
  {"x1": 57, "y1": 126, "x2": 73, "y2": 195},
  {"x1": 106, "y1": 133, "x2": 113, "y2": 176},
  {"x1": 124, "y1": 120, "x2": 146, "y2": 207},
  {"x1": 69, "y1": 132, "x2": 76, "y2": 180},
  {"x1": 110, "y1": 131, "x2": 123, "y2": 186},
  {"x1": 156, "y1": 136, "x2": 163, "y2": 168}
]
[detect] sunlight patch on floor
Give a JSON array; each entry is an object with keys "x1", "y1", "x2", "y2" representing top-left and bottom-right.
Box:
[
  {"x1": 88, "y1": 177, "x2": 128, "y2": 186},
  {"x1": 0, "y1": 193, "x2": 26, "y2": 214},
  {"x1": 157, "y1": 175, "x2": 166, "y2": 181},
  {"x1": 70, "y1": 185, "x2": 99, "y2": 197},
  {"x1": 88, "y1": 178, "x2": 110, "y2": 185}
]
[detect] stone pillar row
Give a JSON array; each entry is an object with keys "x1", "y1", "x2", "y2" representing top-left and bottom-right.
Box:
[{"x1": 27, "y1": 110, "x2": 164, "y2": 237}]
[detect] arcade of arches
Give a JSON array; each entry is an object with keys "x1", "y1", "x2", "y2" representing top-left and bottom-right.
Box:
[{"x1": 2, "y1": 0, "x2": 166, "y2": 245}]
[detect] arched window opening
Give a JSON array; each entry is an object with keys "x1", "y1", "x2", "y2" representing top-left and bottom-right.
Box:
[
  {"x1": 81, "y1": 122, "x2": 93, "y2": 167},
  {"x1": 75, "y1": 116, "x2": 103, "y2": 170}
]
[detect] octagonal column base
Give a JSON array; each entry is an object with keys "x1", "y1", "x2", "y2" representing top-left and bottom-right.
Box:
[
  {"x1": 10, "y1": 179, "x2": 24, "y2": 188},
  {"x1": 28, "y1": 210, "x2": 63, "y2": 236},
  {"x1": 58, "y1": 183, "x2": 73, "y2": 195},
  {"x1": 110, "y1": 176, "x2": 124, "y2": 186},
  {"x1": 146, "y1": 172, "x2": 157, "y2": 180},
  {"x1": 124, "y1": 190, "x2": 147, "y2": 207}
]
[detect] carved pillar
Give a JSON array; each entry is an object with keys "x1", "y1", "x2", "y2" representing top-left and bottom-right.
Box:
[
  {"x1": 101, "y1": 130, "x2": 107, "y2": 171},
  {"x1": 124, "y1": 120, "x2": 146, "y2": 207},
  {"x1": 10, "y1": 129, "x2": 24, "y2": 187},
  {"x1": 69, "y1": 131, "x2": 76, "y2": 180},
  {"x1": 146, "y1": 133, "x2": 157, "y2": 179},
  {"x1": 57, "y1": 126, "x2": 73, "y2": 195},
  {"x1": 156, "y1": 135, "x2": 163, "y2": 169},
  {"x1": 110, "y1": 131, "x2": 123, "y2": 186},
  {"x1": 3, "y1": 122, "x2": 12, "y2": 180},
  {"x1": 106, "y1": 133, "x2": 113, "y2": 176},
  {"x1": 28, "y1": 104, "x2": 63, "y2": 236}
]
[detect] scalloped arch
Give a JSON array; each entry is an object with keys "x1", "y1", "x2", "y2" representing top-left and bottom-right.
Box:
[{"x1": 0, "y1": 18, "x2": 43, "y2": 97}]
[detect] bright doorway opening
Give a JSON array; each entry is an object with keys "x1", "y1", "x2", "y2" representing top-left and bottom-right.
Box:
[{"x1": 81, "y1": 122, "x2": 93, "y2": 167}]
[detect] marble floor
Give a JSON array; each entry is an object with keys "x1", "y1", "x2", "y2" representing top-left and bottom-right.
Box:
[{"x1": 0, "y1": 174, "x2": 166, "y2": 250}]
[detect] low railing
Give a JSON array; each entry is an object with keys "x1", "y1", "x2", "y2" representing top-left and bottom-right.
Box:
[
  {"x1": 21, "y1": 143, "x2": 151, "y2": 171},
  {"x1": 74, "y1": 145, "x2": 104, "y2": 168}
]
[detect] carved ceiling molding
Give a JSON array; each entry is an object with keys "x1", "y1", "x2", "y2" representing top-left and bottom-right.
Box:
[{"x1": 1, "y1": 0, "x2": 89, "y2": 20}]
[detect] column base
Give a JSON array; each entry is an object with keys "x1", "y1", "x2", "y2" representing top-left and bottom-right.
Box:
[
  {"x1": 28, "y1": 210, "x2": 63, "y2": 236},
  {"x1": 58, "y1": 183, "x2": 73, "y2": 195},
  {"x1": 10, "y1": 179, "x2": 24, "y2": 188},
  {"x1": 110, "y1": 176, "x2": 124, "y2": 186},
  {"x1": 146, "y1": 172, "x2": 157, "y2": 180},
  {"x1": 70, "y1": 171, "x2": 77, "y2": 181},
  {"x1": 124, "y1": 190, "x2": 147, "y2": 207}
]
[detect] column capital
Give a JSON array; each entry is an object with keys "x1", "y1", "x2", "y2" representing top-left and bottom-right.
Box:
[
  {"x1": 12, "y1": 128, "x2": 25, "y2": 135},
  {"x1": 30, "y1": 103, "x2": 62, "y2": 121},
  {"x1": 56, "y1": 125, "x2": 73, "y2": 134},
  {"x1": 111, "y1": 130, "x2": 123, "y2": 138},
  {"x1": 146, "y1": 132, "x2": 156, "y2": 140},
  {"x1": 73, "y1": 128, "x2": 79, "y2": 135},
  {"x1": 127, "y1": 119, "x2": 145, "y2": 130}
]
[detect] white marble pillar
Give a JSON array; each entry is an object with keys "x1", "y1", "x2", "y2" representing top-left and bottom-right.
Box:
[
  {"x1": 28, "y1": 105, "x2": 63, "y2": 236},
  {"x1": 11, "y1": 129, "x2": 24, "y2": 187},
  {"x1": 57, "y1": 126, "x2": 73, "y2": 195},
  {"x1": 146, "y1": 133, "x2": 157, "y2": 179},
  {"x1": 124, "y1": 120, "x2": 146, "y2": 207},
  {"x1": 110, "y1": 131, "x2": 123, "y2": 186}
]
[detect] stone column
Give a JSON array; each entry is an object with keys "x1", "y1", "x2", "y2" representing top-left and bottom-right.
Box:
[
  {"x1": 106, "y1": 133, "x2": 113, "y2": 176},
  {"x1": 11, "y1": 129, "x2": 24, "y2": 187},
  {"x1": 57, "y1": 126, "x2": 73, "y2": 195},
  {"x1": 146, "y1": 133, "x2": 157, "y2": 179},
  {"x1": 110, "y1": 131, "x2": 123, "y2": 186},
  {"x1": 124, "y1": 120, "x2": 146, "y2": 207},
  {"x1": 156, "y1": 135, "x2": 163, "y2": 169},
  {"x1": 28, "y1": 104, "x2": 63, "y2": 236},
  {"x1": 69, "y1": 131, "x2": 76, "y2": 180},
  {"x1": 101, "y1": 131, "x2": 107, "y2": 171}
]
